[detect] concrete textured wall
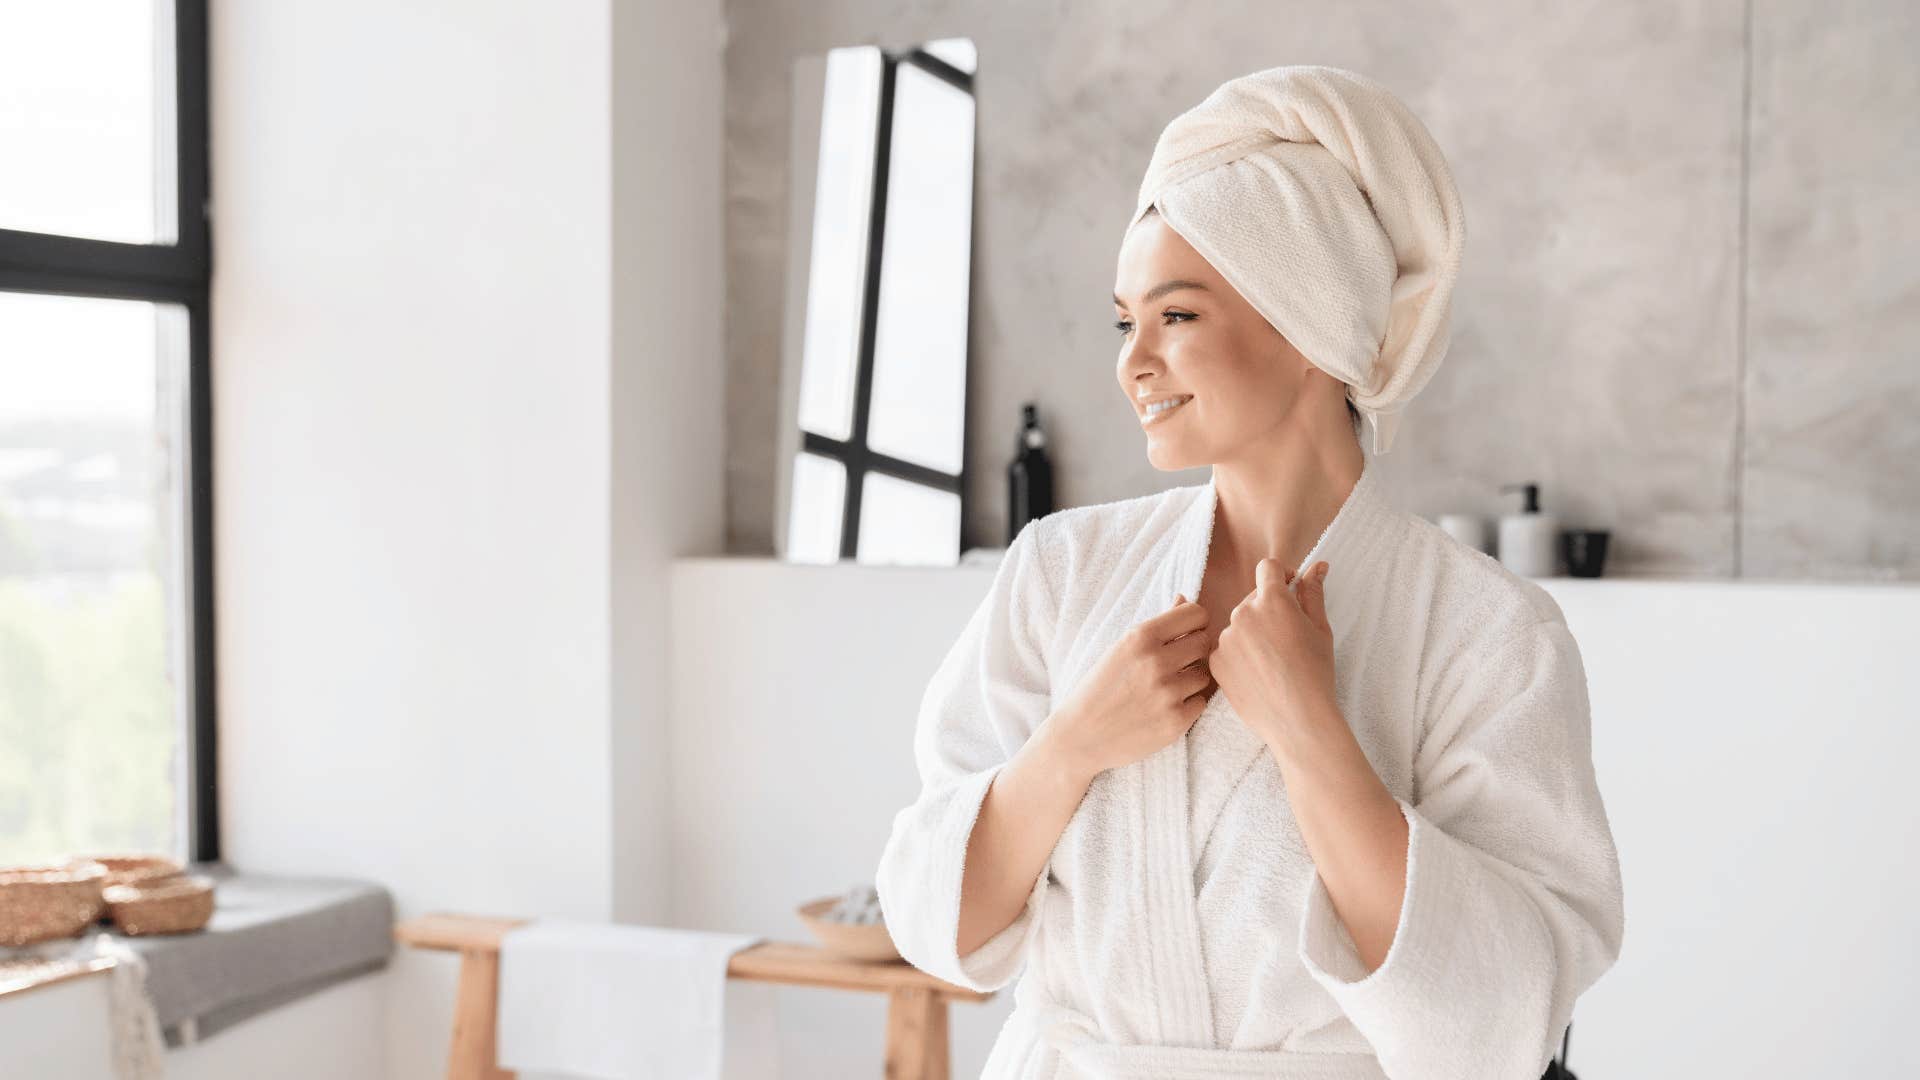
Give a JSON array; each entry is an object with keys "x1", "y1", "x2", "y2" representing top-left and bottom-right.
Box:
[{"x1": 722, "y1": 0, "x2": 1918, "y2": 581}]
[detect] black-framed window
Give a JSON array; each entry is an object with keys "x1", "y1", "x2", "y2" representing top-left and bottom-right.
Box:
[
  {"x1": 0, "y1": 0, "x2": 216, "y2": 865},
  {"x1": 789, "y1": 41, "x2": 977, "y2": 565}
]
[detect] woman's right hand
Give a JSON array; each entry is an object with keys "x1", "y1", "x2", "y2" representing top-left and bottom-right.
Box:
[{"x1": 1046, "y1": 594, "x2": 1215, "y2": 778}]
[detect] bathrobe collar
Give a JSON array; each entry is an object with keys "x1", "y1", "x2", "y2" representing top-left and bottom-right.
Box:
[
  {"x1": 1137, "y1": 452, "x2": 1402, "y2": 1049},
  {"x1": 1170, "y1": 450, "x2": 1398, "y2": 639}
]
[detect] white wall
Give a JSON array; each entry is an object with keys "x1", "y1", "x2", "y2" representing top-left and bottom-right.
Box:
[
  {"x1": 669, "y1": 557, "x2": 1015, "y2": 1076},
  {"x1": 209, "y1": 1, "x2": 723, "y2": 1075},
  {"x1": 609, "y1": 0, "x2": 729, "y2": 928},
  {"x1": 669, "y1": 556, "x2": 1920, "y2": 1077},
  {"x1": 213, "y1": 0, "x2": 616, "y2": 906},
  {"x1": 1562, "y1": 577, "x2": 1920, "y2": 1076}
]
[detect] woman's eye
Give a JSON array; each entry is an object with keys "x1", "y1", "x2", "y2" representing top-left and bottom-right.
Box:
[{"x1": 1112, "y1": 312, "x2": 1193, "y2": 336}]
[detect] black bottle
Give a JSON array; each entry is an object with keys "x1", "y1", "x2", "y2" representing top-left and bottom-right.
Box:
[{"x1": 1007, "y1": 403, "x2": 1054, "y2": 544}]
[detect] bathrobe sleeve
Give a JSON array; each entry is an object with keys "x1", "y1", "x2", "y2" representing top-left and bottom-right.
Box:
[
  {"x1": 874, "y1": 516, "x2": 1061, "y2": 994},
  {"x1": 1296, "y1": 615, "x2": 1627, "y2": 1080}
]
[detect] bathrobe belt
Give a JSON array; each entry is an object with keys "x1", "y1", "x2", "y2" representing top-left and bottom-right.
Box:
[{"x1": 1008, "y1": 995, "x2": 1389, "y2": 1080}]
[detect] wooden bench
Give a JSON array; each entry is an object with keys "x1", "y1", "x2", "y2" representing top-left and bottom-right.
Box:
[{"x1": 394, "y1": 913, "x2": 993, "y2": 1080}]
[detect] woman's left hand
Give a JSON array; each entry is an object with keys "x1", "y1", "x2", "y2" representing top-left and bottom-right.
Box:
[{"x1": 1210, "y1": 558, "x2": 1339, "y2": 747}]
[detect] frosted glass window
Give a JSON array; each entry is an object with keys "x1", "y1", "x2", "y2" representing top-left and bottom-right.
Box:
[
  {"x1": 796, "y1": 46, "x2": 882, "y2": 442},
  {"x1": 786, "y1": 452, "x2": 847, "y2": 565},
  {"x1": 856, "y1": 472, "x2": 960, "y2": 567},
  {"x1": 778, "y1": 41, "x2": 975, "y2": 566},
  {"x1": 864, "y1": 61, "x2": 975, "y2": 475},
  {"x1": 920, "y1": 39, "x2": 977, "y2": 76}
]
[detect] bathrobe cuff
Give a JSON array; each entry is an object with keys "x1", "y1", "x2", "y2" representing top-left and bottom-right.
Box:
[
  {"x1": 1293, "y1": 615, "x2": 1625, "y2": 1079},
  {"x1": 1297, "y1": 795, "x2": 1471, "y2": 990},
  {"x1": 1295, "y1": 796, "x2": 1557, "y2": 1079},
  {"x1": 875, "y1": 516, "x2": 1059, "y2": 997},
  {"x1": 879, "y1": 761, "x2": 1049, "y2": 994}
]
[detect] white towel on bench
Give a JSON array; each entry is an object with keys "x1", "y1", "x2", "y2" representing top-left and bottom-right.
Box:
[{"x1": 496, "y1": 921, "x2": 778, "y2": 1080}]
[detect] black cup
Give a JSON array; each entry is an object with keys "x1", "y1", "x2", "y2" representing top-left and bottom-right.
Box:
[{"x1": 1561, "y1": 529, "x2": 1610, "y2": 578}]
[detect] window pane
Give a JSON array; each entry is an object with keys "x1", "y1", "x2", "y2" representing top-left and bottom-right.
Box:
[
  {"x1": 0, "y1": 0, "x2": 176, "y2": 244},
  {"x1": 919, "y1": 39, "x2": 976, "y2": 77},
  {"x1": 795, "y1": 45, "x2": 882, "y2": 442},
  {"x1": 856, "y1": 471, "x2": 959, "y2": 567},
  {"x1": 785, "y1": 451, "x2": 846, "y2": 564},
  {"x1": 865, "y1": 60, "x2": 974, "y2": 475},
  {"x1": 0, "y1": 291, "x2": 191, "y2": 864}
]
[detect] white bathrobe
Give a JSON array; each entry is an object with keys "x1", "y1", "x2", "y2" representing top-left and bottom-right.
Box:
[{"x1": 874, "y1": 454, "x2": 1625, "y2": 1080}]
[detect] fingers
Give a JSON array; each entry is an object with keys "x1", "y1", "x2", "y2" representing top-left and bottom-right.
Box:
[
  {"x1": 1295, "y1": 560, "x2": 1331, "y2": 629},
  {"x1": 1173, "y1": 662, "x2": 1212, "y2": 699},
  {"x1": 1249, "y1": 559, "x2": 1300, "y2": 611},
  {"x1": 1166, "y1": 625, "x2": 1213, "y2": 670},
  {"x1": 1180, "y1": 686, "x2": 1211, "y2": 725},
  {"x1": 1141, "y1": 594, "x2": 1209, "y2": 643},
  {"x1": 1254, "y1": 558, "x2": 1283, "y2": 592}
]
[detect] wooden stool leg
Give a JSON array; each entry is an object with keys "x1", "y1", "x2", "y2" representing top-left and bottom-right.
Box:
[
  {"x1": 883, "y1": 986, "x2": 949, "y2": 1080},
  {"x1": 447, "y1": 946, "x2": 514, "y2": 1080}
]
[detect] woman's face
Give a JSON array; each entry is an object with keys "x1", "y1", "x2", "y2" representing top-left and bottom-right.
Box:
[{"x1": 1113, "y1": 210, "x2": 1325, "y2": 471}]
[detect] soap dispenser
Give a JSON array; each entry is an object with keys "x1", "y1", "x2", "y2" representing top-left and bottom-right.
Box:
[{"x1": 1497, "y1": 482, "x2": 1560, "y2": 578}]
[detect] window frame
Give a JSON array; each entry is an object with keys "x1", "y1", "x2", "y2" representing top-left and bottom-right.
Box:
[
  {"x1": 0, "y1": 0, "x2": 219, "y2": 862},
  {"x1": 800, "y1": 46, "x2": 975, "y2": 560}
]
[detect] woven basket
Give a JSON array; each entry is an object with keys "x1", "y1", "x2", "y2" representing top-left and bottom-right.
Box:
[
  {"x1": 103, "y1": 874, "x2": 215, "y2": 936},
  {"x1": 0, "y1": 861, "x2": 107, "y2": 946},
  {"x1": 86, "y1": 854, "x2": 184, "y2": 890},
  {"x1": 796, "y1": 895, "x2": 902, "y2": 962}
]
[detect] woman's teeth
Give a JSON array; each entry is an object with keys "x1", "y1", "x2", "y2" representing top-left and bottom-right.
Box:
[{"x1": 1144, "y1": 396, "x2": 1192, "y2": 423}]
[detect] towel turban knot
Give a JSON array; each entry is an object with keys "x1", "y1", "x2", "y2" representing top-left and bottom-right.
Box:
[{"x1": 1128, "y1": 65, "x2": 1466, "y2": 455}]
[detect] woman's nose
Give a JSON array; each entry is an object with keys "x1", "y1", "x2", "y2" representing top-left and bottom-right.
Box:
[{"x1": 1119, "y1": 335, "x2": 1162, "y2": 377}]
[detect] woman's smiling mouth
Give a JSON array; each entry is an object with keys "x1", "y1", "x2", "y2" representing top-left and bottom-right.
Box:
[{"x1": 1141, "y1": 395, "x2": 1193, "y2": 425}]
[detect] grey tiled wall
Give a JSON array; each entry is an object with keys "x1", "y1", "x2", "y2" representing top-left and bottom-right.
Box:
[{"x1": 722, "y1": 0, "x2": 1918, "y2": 580}]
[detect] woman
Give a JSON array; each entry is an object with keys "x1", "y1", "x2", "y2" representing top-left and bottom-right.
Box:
[{"x1": 875, "y1": 66, "x2": 1624, "y2": 1080}]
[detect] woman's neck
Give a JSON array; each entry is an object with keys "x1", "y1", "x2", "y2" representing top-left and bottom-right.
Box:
[{"x1": 1209, "y1": 435, "x2": 1365, "y2": 583}]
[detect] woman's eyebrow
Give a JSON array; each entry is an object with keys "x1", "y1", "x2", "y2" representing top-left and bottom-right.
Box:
[{"x1": 1113, "y1": 279, "x2": 1211, "y2": 308}]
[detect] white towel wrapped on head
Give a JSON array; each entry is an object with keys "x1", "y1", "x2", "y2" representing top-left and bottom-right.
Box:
[{"x1": 1129, "y1": 64, "x2": 1466, "y2": 454}]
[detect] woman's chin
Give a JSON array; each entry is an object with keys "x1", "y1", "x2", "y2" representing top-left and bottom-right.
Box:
[{"x1": 1145, "y1": 440, "x2": 1203, "y2": 472}]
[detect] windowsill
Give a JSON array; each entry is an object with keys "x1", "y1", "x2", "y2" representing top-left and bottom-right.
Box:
[
  {"x1": 142, "y1": 863, "x2": 393, "y2": 1047},
  {"x1": 0, "y1": 864, "x2": 393, "y2": 1048}
]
